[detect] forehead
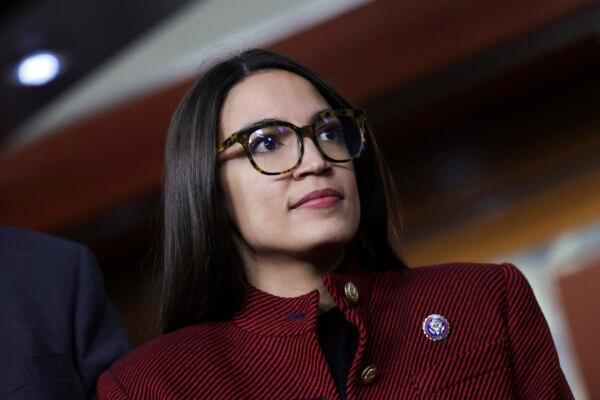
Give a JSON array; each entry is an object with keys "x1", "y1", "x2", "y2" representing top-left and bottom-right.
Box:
[{"x1": 220, "y1": 69, "x2": 331, "y2": 138}]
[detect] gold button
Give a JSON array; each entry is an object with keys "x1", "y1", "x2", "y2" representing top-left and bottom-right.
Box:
[
  {"x1": 361, "y1": 364, "x2": 378, "y2": 385},
  {"x1": 344, "y1": 281, "x2": 359, "y2": 303}
]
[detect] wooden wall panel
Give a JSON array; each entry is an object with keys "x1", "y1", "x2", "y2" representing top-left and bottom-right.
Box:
[
  {"x1": 557, "y1": 260, "x2": 600, "y2": 398},
  {"x1": 270, "y1": 0, "x2": 599, "y2": 101},
  {"x1": 403, "y1": 163, "x2": 600, "y2": 266},
  {"x1": 0, "y1": 82, "x2": 187, "y2": 230}
]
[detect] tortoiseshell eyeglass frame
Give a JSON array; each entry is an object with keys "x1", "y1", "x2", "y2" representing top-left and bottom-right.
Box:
[{"x1": 216, "y1": 108, "x2": 367, "y2": 175}]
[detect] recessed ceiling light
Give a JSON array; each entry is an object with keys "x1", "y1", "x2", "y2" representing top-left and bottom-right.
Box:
[{"x1": 16, "y1": 51, "x2": 62, "y2": 86}]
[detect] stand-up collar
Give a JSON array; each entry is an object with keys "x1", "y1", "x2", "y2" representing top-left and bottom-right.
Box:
[{"x1": 232, "y1": 257, "x2": 373, "y2": 336}]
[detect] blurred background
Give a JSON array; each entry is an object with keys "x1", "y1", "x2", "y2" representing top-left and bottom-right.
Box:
[{"x1": 1, "y1": 0, "x2": 599, "y2": 397}]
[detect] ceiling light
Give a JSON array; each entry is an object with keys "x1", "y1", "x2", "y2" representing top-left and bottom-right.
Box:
[{"x1": 16, "y1": 51, "x2": 61, "y2": 86}]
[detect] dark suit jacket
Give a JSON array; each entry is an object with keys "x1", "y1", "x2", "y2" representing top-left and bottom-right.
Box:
[
  {"x1": 98, "y1": 258, "x2": 573, "y2": 399},
  {"x1": 0, "y1": 226, "x2": 131, "y2": 399}
]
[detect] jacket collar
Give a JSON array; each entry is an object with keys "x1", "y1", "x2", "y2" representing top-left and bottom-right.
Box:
[{"x1": 232, "y1": 256, "x2": 373, "y2": 336}]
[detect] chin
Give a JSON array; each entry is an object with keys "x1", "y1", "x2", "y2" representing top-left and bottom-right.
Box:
[{"x1": 297, "y1": 224, "x2": 357, "y2": 252}]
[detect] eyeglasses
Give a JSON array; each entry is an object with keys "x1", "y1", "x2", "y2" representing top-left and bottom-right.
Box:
[{"x1": 216, "y1": 108, "x2": 367, "y2": 175}]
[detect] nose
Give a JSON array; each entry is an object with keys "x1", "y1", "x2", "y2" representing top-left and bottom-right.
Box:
[{"x1": 291, "y1": 137, "x2": 331, "y2": 179}]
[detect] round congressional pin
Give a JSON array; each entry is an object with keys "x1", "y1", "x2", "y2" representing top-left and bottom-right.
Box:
[{"x1": 422, "y1": 314, "x2": 450, "y2": 341}]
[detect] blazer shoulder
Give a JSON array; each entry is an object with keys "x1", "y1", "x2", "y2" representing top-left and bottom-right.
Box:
[
  {"x1": 100, "y1": 321, "x2": 231, "y2": 395},
  {"x1": 414, "y1": 260, "x2": 511, "y2": 273},
  {"x1": 416, "y1": 261, "x2": 528, "y2": 288},
  {"x1": 0, "y1": 226, "x2": 101, "y2": 285},
  {"x1": 372, "y1": 261, "x2": 524, "y2": 309},
  {"x1": 376, "y1": 260, "x2": 516, "y2": 283},
  {"x1": 0, "y1": 225, "x2": 85, "y2": 258}
]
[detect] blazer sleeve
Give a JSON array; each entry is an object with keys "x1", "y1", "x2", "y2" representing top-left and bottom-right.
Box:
[
  {"x1": 72, "y1": 245, "x2": 131, "y2": 399},
  {"x1": 502, "y1": 262, "x2": 573, "y2": 399}
]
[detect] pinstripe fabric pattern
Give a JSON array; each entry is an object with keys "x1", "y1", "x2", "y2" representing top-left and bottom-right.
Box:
[{"x1": 97, "y1": 261, "x2": 573, "y2": 399}]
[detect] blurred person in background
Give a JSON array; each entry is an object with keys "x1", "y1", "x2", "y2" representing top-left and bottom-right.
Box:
[
  {"x1": 98, "y1": 49, "x2": 572, "y2": 399},
  {"x1": 0, "y1": 225, "x2": 131, "y2": 399}
]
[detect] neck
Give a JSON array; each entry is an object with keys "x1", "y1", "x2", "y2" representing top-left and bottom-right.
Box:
[{"x1": 243, "y1": 249, "x2": 346, "y2": 313}]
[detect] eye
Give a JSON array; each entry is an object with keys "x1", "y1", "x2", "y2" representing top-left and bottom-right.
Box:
[
  {"x1": 249, "y1": 134, "x2": 282, "y2": 154},
  {"x1": 317, "y1": 124, "x2": 344, "y2": 141}
]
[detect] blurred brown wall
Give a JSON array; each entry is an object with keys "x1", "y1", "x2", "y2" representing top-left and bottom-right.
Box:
[{"x1": 558, "y1": 259, "x2": 600, "y2": 398}]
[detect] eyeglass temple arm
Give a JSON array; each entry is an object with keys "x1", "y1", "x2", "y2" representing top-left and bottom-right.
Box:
[{"x1": 217, "y1": 133, "x2": 239, "y2": 153}]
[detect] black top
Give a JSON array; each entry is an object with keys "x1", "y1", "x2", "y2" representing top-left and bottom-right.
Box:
[{"x1": 316, "y1": 306, "x2": 359, "y2": 399}]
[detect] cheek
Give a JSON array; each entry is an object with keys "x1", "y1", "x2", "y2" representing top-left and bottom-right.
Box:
[
  {"x1": 220, "y1": 161, "x2": 248, "y2": 227},
  {"x1": 220, "y1": 164, "x2": 288, "y2": 246},
  {"x1": 350, "y1": 183, "x2": 361, "y2": 223},
  {"x1": 336, "y1": 168, "x2": 361, "y2": 241},
  {"x1": 339, "y1": 165, "x2": 360, "y2": 215},
  {"x1": 346, "y1": 173, "x2": 362, "y2": 231}
]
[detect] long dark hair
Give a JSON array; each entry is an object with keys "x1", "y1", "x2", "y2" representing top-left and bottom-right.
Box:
[{"x1": 156, "y1": 48, "x2": 407, "y2": 334}]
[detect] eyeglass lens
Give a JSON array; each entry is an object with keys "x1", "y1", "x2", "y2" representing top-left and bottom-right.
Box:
[{"x1": 247, "y1": 114, "x2": 362, "y2": 174}]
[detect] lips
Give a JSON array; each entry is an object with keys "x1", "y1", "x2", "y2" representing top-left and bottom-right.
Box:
[{"x1": 291, "y1": 188, "x2": 344, "y2": 209}]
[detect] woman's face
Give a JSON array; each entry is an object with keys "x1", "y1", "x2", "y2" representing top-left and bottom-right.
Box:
[{"x1": 218, "y1": 69, "x2": 360, "y2": 259}]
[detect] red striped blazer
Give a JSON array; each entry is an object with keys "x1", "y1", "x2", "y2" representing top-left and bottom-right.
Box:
[{"x1": 97, "y1": 261, "x2": 573, "y2": 399}]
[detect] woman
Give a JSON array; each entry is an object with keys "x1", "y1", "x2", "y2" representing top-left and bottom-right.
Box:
[{"x1": 98, "y1": 49, "x2": 572, "y2": 399}]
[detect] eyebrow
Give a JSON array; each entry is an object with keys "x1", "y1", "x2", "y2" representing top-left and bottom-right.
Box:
[{"x1": 238, "y1": 108, "x2": 329, "y2": 131}]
